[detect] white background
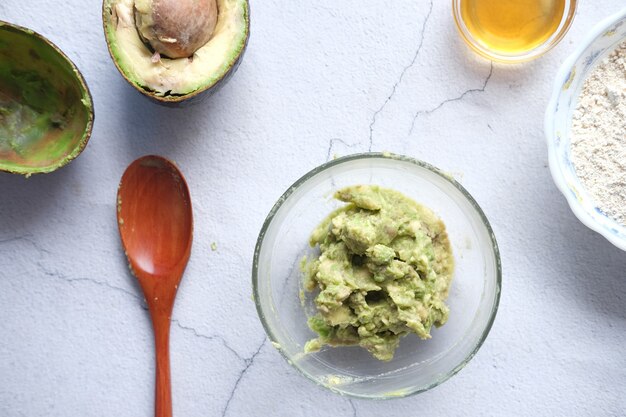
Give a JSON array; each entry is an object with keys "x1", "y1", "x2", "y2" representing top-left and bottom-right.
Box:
[{"x1": 1, "y1": 1, "x2": 625, "y2": 416}]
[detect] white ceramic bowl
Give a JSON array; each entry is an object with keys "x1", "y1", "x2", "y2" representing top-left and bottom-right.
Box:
[
  {"x1": 253, "y1": 153, "x2": 501, "y2": 399},
  {"x1": 545, "y1": 8, "x2": 626, "y2": 251}
]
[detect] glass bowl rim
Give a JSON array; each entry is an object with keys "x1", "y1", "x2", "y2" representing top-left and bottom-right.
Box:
[
  {"x1": 252, "y1": 152, "x2": 503, "y2": 399},
  {"x1": 451, "y1": 0, "x2": 578, "y2": 63}
]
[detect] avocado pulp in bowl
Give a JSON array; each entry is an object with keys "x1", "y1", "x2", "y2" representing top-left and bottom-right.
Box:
[
  {"x1": 253, "y1": 153, "x2": 501, "y2": 398},
  {"x1": 0, "y1": 21, "x2": 93, "y2": 176}
]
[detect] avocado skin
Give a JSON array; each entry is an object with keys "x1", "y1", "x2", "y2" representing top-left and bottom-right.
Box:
[{"x1": 0, "y1": 21, "x2": 94, "y2": 176}]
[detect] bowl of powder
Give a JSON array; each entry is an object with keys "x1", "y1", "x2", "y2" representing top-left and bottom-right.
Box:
[{"x1": 546, "y1": 8, "x2": 626, "y2": 251}]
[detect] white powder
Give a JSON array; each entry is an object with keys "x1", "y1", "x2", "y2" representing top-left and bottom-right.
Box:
[{"x1": 571, "y1": 41, "x2": 626, "y2": 225}]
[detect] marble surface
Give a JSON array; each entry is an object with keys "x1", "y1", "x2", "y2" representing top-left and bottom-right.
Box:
[{"x1": 1, "y1": 1, "x2": 625, "y2": 416}]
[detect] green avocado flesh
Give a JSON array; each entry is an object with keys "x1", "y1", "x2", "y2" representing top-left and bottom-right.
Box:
[
  {"x1": 103, "y1": 0, "x2": 249, "y2": 98},
  {"x1": 0, "y1": 23, "x2": 92, "y2": 175},
  {"x1": 303, "y1": 185, "x2": 455, "y2": 361}
]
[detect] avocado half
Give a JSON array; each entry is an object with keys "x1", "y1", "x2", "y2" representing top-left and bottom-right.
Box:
[
  {"x1": 0, "y1": 21, "x2": 94, "y2": 176},
  {"x1": 102, "y1": 0, "x2": 250, "y2": 105}
]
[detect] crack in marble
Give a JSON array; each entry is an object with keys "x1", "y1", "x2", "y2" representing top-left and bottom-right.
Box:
[
  {"x1": 349, "y1": 399, "x2": 358, "y2": 417},
  {"x1": 221, "y1": 338, "x2": 266, "y2": 417},
  {"x1": 39, "y1": 266, "x2": 144, "y2": 303},
  {"x1": 409, "y1": 62, "x2": 494, "y2": 135},
  {"x1": 35, "y1": 262, "x2": 247, "y2": 361},
  {"x1": 326, "y1": 138, "x2": 359, "y2": 162},
  {"x1": 368, "y1": 0, "x2": 434, "y2": 151},
  {"x1": 278, "y1": 254, "x2": 303, "y2": 304},
  {"x1": 0, "y1": 234, "x2": 52, "y2": 255},
  {"x1": 172, "y1": 319, "x2": 245, "y2": 362},
  {"x1": 0, "y1": 236, "x2": 29, "y2": 245}
]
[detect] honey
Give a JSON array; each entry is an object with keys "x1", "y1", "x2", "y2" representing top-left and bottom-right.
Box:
[{"x1": 458, "y1": 0, "x2": 567, "y2": 56}]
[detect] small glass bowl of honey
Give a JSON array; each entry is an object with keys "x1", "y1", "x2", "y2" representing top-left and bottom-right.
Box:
[{"x1": 453, "y1": 0, "x2": 577, "y2": 63}]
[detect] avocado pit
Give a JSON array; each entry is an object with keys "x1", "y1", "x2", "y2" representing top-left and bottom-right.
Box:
[{"x1": 134, "y1": 0, "x2": 218, "y2": 59}]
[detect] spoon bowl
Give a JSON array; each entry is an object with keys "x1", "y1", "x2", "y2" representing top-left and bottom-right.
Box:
[{"x1": 117, "y1": 155, "x2": 193, "y2": 417}]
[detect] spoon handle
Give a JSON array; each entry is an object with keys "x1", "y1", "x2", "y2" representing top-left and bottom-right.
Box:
[{"x1": 151, "y1": 309, "x2": 173, "y2": 417}]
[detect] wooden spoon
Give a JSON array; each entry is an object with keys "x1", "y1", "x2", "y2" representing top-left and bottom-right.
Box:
[{"x1": 117, "y1": 155, "x2": 193, "y2": 417}]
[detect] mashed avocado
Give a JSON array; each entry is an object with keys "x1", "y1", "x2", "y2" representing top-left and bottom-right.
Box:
[{"x1": 303, "y1": 185, "x2": 454, "y2": 361}]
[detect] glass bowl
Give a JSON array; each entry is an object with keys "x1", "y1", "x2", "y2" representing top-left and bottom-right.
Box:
[
  {"x1": 452, "y1": 0, "x2": 577, "y2": 63},
  {"x1": 252, "y1": 153, "x2": 501, "y2": 399},
  {"x1": 545, "y1": 8, "x2": 626, "y2": 251}
]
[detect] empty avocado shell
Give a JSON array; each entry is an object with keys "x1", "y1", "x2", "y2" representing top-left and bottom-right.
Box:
[
  {"x1": 0, "y1": 21, "x2": 94, "y2": 176},
  {"x1": 102, "y1": 0, "x2": 250, "y2": 105}
]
